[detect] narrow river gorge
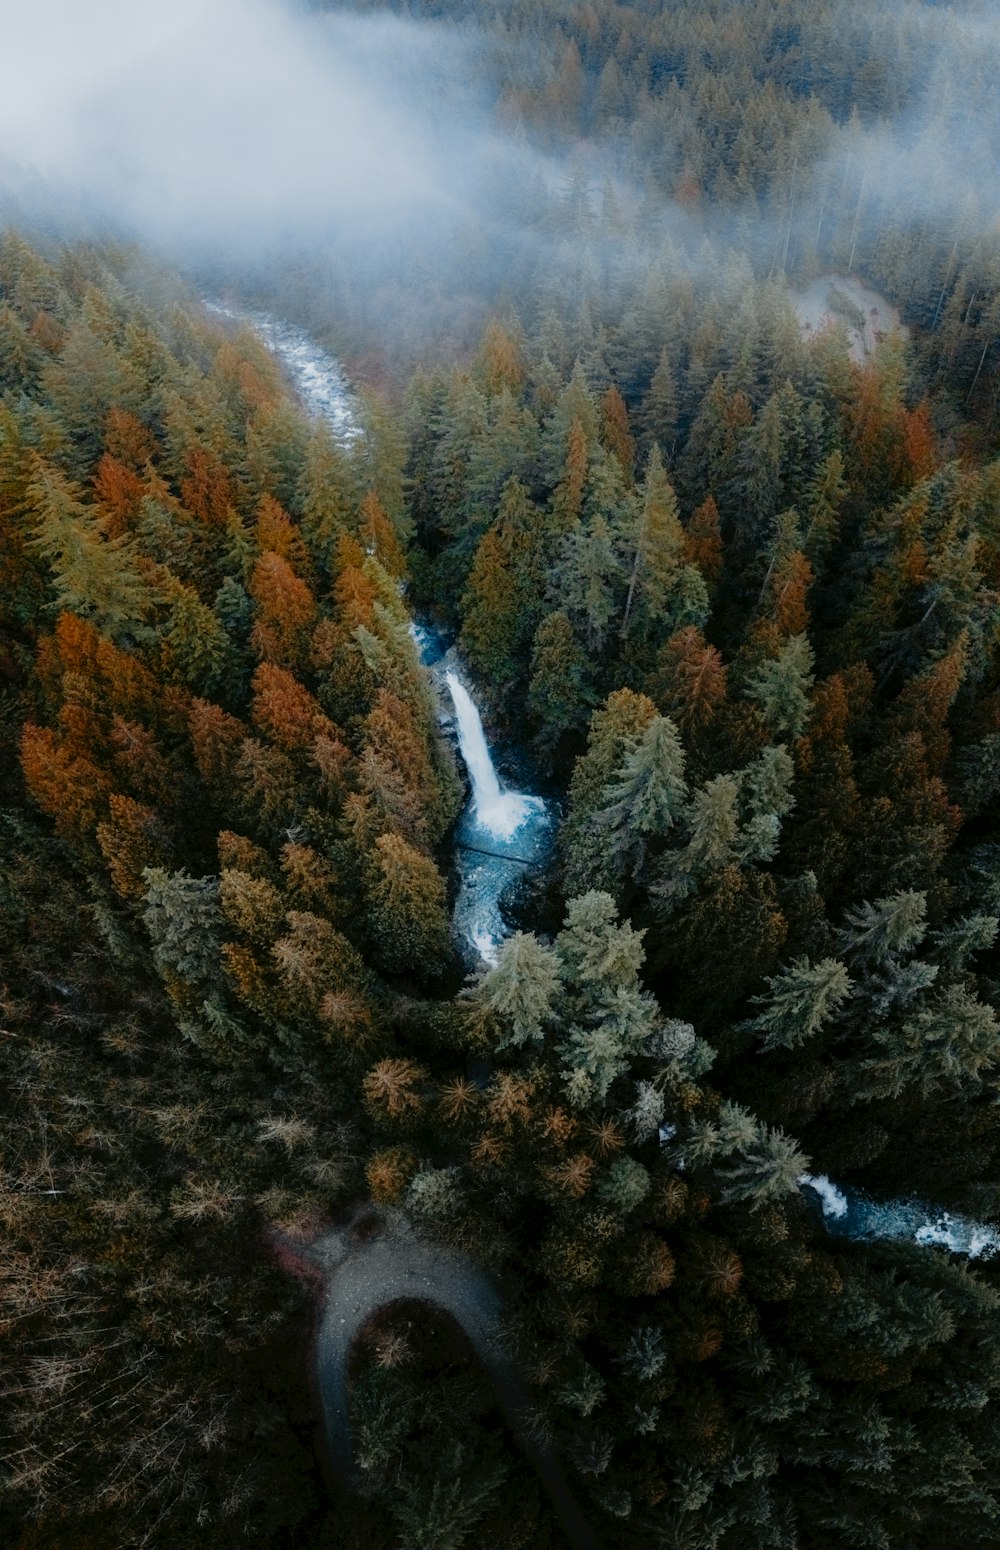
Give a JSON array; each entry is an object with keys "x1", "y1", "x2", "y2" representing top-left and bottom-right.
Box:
[{"x1": 206, "y1": 298, "x2": 1000, "y2": 1269}]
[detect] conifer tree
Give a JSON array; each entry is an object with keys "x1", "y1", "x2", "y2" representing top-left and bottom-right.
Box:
[
  {"x1": 599, "y1": 384, "x2": 635, "y2": 482},
  {"x1": 249, "y1": 551, "x2": 316, "y2": 670},
  {"x1": 745, "y1": 632, "x2": 815, "y2": 739},
  {"x1": 857, "y1": 986, "x2": 1000, "y2": 1101},
  {"x1": 638, "y1": 344, "x2": 679, "y2": 454},
  {"x1": 682, "y1": 494, "x2": 723, "y2": 590},
  {"x1": 620, "y1": 445, "x2": 685, "y2": 639},
  {"x1": 718, "y1": 1124, "x2": 810, "y2": 1211},
  {"x1": 747, "y1": 957, "x2": 853, "y2": 1051},
  {"x1": 160, "y1": 575, "x2": 233, "y2": 694},
  {"x1": 297, "y1": 431, "x2": 355, "y2": 579},
  {"x1": 838, "y1": 891, "x2": 928, "y2": 966},
  {"x1": 142, "y1": 868, "x2": 223, "y2": 995},
  {"x1": 367, "y1": 833, "x2": 451, "y2": 976},
  {"x1": 526, "y1": 610, "x2": 594, "y2": 751},
  {"x1": 652, "y1": 626, "x2": 728, "y2": 737},
  {"x1": 556, "y1": 508, "x2": 624, "y2": 654},
  {"x1": 469, "y1": 930, "x2": 562, "y2": 1050},
  {"x1": 29, "y1": 458, "x2": 154, "y2": 643},
  {"x1": 562, "y1": 689, "x2": 658, "y2": 896},
  {"x1": 595, "y1": 715, "x2": 689, "y2": 884},
  {"x1": 272, "y1": 910, "x2": 364, "y2": 1012}
]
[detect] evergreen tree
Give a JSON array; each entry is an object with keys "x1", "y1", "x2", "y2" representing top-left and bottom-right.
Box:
[
  {"x1": 747, "y1": 957, "x2": 853, "y2": 1051},
  {"x1": 526, "y1": 610, "x2": 594, "y2": 751},
  {"x1": 29, "y1": 458, "x2": 154, "y2": 643},
  {"x1": 562, "y1": 689, "x2": 658, "y2": 896},
  {"x1": 839, "y1": 891, "x2": 929, "y2": 967},
  {"x1": 745, "y1": 632, "x2": 815, "y2": 739},
  {"x1": 469, "y1": 930, "x2": 562, "y2": 1050},
  {"x1": 717, "y1": 1124, "x2": 810, "y2": 1211},
  {"x1": 595, "y1": 714, "x2": 689, "y2": 884},
  {"x1": 620, "y1": 445, "x2": 685, "y2": 640},
  {"x1": 858, "y1": 986, "x2": 1000, "y2": 1101},
  {"x1": 367, "y1": 833, "x2": 451, "y2": 977},
  {"x1": 142, "y1": 868, "x2": 223, "y2": 995}
]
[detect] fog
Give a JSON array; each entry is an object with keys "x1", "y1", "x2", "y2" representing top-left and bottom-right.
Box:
[
  {"x1": 3, "y1": 0, "x2": 1000, "y2": 369},
  {"x1": 0, "y1": 0, "x2": 530, "y2": 254}
]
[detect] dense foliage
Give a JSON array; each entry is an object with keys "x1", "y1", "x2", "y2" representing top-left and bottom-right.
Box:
[{"x1": 4, "y1": 2, "x2": 1000, "y2": 1548}]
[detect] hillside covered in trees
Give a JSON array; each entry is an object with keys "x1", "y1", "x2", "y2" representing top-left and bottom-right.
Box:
[{"x1": 3, "y1": 2, "x2": 1000, "y2": 1549}]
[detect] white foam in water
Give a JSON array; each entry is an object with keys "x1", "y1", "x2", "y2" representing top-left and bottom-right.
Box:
[
  {"x1": 471, "y1": 926, "x2": 500, "y2": 967},
  {"x1": 914, "y1": 1214, "x2": 1000, "y2": 1260},
  {"x1": 800, "y1": 1173, "x2": 1000, "y2": 1259},
  {"x1": 798, "y1": 1173, "x2": 849, "y2": 1220}
]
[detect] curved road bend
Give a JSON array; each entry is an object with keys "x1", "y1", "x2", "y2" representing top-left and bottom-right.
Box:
[{"x1": 305, "y1": 1207, "x2": 599, "y2": 1550}]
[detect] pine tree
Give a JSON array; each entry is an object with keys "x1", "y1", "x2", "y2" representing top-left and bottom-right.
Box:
[
  {"x1": 219, "y1": 868, "x2": 285, "y2": 947},
  {"x1": 29, "y1": 458, "x2": 154, "y2": 643},
  {"x1": 526, "y1": 610, "x2": 594, "y2": 751},
  {"x1": 461, "y1": 477, "x2": 545, "y2": 689},
  {"x1": 20, "y1": 722, "x2": 110, "y2": 842},
  {"x1": 747, "y1": 957, "x2": 853, "y2": 1051},
  {"x1": 272, "y1": 910, "x2": 364, "y2": 1012},
  {"x1": 745, "y1": 633, "x2": 815, "y2": 739},
  {"x1": 160, "y1": 576, "x2": 233, "y2": 694},
  {"x1": 96, "y1": 793, "x2": 169, "y2": 900},
  {"x1": 359, "y1": 687, "x2": 454, "y2": 849},
  {"x1": 718, "y1": 1124, "x2": 810, "y2": 1211},
  {"x1": 838, "y1": 891, "x2": 928, "y2": 967},
  {"x1": 621, "y1": 445, "x2": 685, "y2": 639},
  {"x1": 556, "y1": 506, "x2": 624, "y2": 653},
  {"x1": 562, "y1": 689, "x2": 658, "y2": 896},
  {"x1": 600, "y1": 385, "x2": 635, "y2": 482},
  {"x1": 360, "y1": 489, "x2": 407, "y2": 580},
  {"x1": 652, "y1": 627, "x2": 728, "y2": 738},
  {"x1": 297, "y1": 431, "x2": 355, "y2": 580},
  {"x1": 555, "y1": 892, "x2": 659, "y2": 1106},
  {"x1": 248, "y1": 551, "x2": 316, "y2": 670},
  {"x1": 255, "y1": 493, "x2": 312, "y2": 577},
  {"x1": 681, "y1": 494, "x2": 723, "y2": 591},
  {"x1": 142, "y1": 868, "x2": 223, "y2": 994},
  {"x1": 858, "y1": 986, "x2": 1000, "y2": 1101},
  {"x1": 475, "y1": 318, "x2": 526, "y2": 397},
  {"x1": 251, "y1": 661, "x2": 331, "y2": 755},
  {"x1": 736, "y1": 743, "x2": 796, "y2": 865},
  {"x1": 469, "y1": 931, "x2": 562, "y2": 1049},
  {"x1": 595, "y1": 715, "x2": 689, "y2": 884},
  {"x1": 802, "y1": 448, "x2": 848, "y2": 564},
  {"x1": 638, "y1": 345, "x2": 679, "y2": 455},
  {"x1": 657, "y1": 774, "x2": 742, "y2": 913},
  {"x1": 367, "y1": 833, "x2": 451, "y2": 976}
]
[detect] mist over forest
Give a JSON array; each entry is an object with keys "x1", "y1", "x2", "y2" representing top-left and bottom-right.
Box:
[{"x1": 3, "y1": 4, "x2": 1000, "y2": 1550}]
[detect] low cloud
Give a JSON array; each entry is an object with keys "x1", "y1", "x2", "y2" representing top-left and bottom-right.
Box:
[{"x1": 0, "y1": 0, "x2": 516, "y2": 254}]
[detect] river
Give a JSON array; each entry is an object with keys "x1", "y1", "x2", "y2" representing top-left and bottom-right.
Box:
[{"x1": 206, "y1": 297, "x2": 998, "y2": 1264}]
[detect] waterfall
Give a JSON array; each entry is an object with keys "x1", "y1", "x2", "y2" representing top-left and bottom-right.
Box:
[
  {"x1": 440, "y1": 668, "x2": 550, "y2": 964},
  {"x1": 444, "y1": 671, "x2": 540, "y2": 842}
]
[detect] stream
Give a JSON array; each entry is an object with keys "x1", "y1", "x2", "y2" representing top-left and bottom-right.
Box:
[{"x1": 207, "y1": 296, "x2": 998, "y2": 1264}]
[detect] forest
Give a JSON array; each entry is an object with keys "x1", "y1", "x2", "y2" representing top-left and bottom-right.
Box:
[{"x1": 2, "y1": 2, "x2": 1000, "y2": 1548}]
